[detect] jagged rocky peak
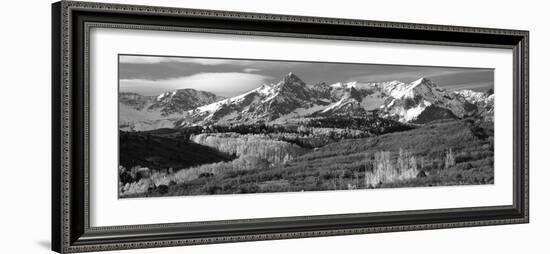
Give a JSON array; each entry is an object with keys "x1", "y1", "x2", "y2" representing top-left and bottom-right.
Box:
[
  {"x1": 413, "y1": 77, "x2": 438, "y2": 90},
  {"x1": 404, "y1": 77, "x2": 438, "y2": 93},
  {"x1": 380, "y1": 77, "x2": 436, "y2": 100},
  {"x1": 283, "y1": 72, "x2": 306, "y2": 85},
  {"x1": 407, "y1": 77, "x2": 434, "y2": 90},
  {"x1": 157, "y1": 88, "x2": 221, "y2": 101},
  {"x1": 344, "y1": 86, "x2": 363, "y2": 101},
  {"x1": 149, "y1": 88, "x2": 224, "y2": 116},
  {"x1": 410, "y1": 77, "x2": 433, "y2": 86}
]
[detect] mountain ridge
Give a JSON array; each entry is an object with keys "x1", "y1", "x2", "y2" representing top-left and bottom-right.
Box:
[{"x1": 120, "y1": 72, "x2": 494, "y2": 131}]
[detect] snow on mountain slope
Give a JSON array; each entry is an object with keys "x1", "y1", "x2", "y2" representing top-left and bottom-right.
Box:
[
  {"x1": 149, "y1": 89, "x2": 223, "y2": 116},
  {"x1": 379, "y1": 78, "x2": 478, "y2": 122},
  {"x1": 119, "y1": 89, "x2": 224, "y2": 131},
  {"x1": 480, "y1": 94, "x2": 495, "y2": 121},
  {"x1": 455, "y1": 89, "x2": 494, "y2": 121},
  {"x1": 180, "y1": 75, "x2": 491, "y2": 126},
  {"x1": 455, "y1": 89, "x2": 486, "y2": 104},
  {"x1": 182, "y1": 72, "x2": 335, "y2": 126},
  {"x1": 323, "y1": 78, "x2": 482, "y2": 123},
  {"x1": 120, "y1": 73, "x2": 494, "y2": 130},
  {"x1": 321, "y1": 86, "x2": 365, "y2": 114}
]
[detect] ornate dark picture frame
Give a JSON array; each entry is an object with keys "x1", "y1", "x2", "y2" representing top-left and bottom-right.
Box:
[{"x1": 52, "y1": 1, "x2": 529, "y2": 253}]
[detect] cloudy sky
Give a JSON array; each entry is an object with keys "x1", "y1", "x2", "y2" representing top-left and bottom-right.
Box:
[{"x1": 119, "y1": 54, "x2": 494, "y2": 97}]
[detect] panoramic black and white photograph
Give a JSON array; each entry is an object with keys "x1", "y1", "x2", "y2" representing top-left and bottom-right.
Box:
[{"x1": 118, "y1": 54, "x2": 495, "y2": 198}]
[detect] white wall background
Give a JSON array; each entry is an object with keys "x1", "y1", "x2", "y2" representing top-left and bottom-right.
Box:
[{"x1": 0, "y1": 0, "x2": 546, "y2": 253}]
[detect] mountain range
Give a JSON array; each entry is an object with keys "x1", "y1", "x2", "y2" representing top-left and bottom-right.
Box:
[{"x1": 119, "y1": 72, "x2": 494, "y2": 131}]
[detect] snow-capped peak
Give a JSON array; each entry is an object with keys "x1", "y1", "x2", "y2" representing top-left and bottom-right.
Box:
[
  {"x1": 329, "y1": 81, "x2": 358, "y2": 89},
  {"x1": 454, "y1": 89, "x2": 492, "y2": 105},
  {"x1": 283, "y1": 72, "x2": 305, "y2": 85},
  {"x1": 381, "y1": 77, "x2": 436, "y2": 99},
  {"x1": 409, "y1": 77, "x2": 432, "y2": 87},
  {"x1": 329, "y1": 82, "x2": 344, "y2": 88},
  {"x1": 157, "y1": 92, "x2": 167, "y2": 100},
  {"x1": 255, "y1": 83, "x2": 274, "y2": 94},
  {"x1": 156, "y1": 91, "x2": 176, "y2": 101},
  {"x1": 187, "y1": 73, "x2": 301, "y2": 120}
]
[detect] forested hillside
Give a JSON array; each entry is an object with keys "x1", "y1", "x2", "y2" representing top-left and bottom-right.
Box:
[{"x1": 120, "y1": 119, "x2": 493, "y2": 197}]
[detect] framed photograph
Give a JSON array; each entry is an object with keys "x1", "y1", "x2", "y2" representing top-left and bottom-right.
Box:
[{"x1": 52, "y1": 1, "x2": 529, "y2": 253}]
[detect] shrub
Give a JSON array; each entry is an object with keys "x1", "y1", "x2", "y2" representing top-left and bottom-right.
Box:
[
  {"x1": 157, "y1": 185, "x2": 169, "y2": 194},
  {"x1": 364, "y1": 149, "x2": 419, "y2": 187},
  {"x1": 444, "y1": 148, "x2": 456, "y2": 169}
]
